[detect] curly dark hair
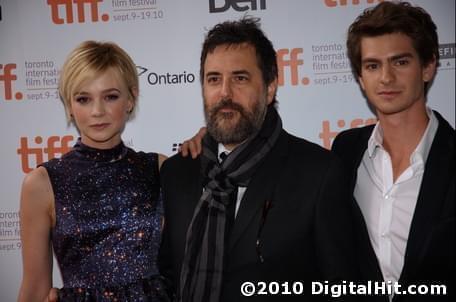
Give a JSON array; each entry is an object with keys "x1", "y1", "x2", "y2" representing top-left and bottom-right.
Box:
[
  {"x1": 200, "y1": 16, "x2": 278, "y2": 95},
  {"x1": 347, "y1": 1, "x2": 439, "y2": 80}
]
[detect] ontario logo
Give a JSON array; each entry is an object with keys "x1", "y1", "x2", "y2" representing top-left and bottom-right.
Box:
[{"x1": 137, "y1": 66, "x2": 196, "y2": 86}]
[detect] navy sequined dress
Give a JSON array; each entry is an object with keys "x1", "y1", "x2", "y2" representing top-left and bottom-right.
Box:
[{"x1": 40, "y1": 139, "x2": 168, "y2": 301}]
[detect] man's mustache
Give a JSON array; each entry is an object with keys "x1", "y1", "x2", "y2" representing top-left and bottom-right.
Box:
[{"x1": 212, "y1": 99, "x2": 245, "y2": 115}]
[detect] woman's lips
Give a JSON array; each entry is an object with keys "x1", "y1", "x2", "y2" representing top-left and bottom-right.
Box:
[{"x1": 90, "y1": 123, "x2": 110, "y2": 130}]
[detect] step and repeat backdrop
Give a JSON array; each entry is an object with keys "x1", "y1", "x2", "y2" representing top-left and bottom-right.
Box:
[{"x1": 0, "y1": 0, "x2": 454, "y2": 300}]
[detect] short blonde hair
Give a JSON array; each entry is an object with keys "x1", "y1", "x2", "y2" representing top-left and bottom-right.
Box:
[{"x1": 59, "y1": 40, "x2": 139, "y2": 121}]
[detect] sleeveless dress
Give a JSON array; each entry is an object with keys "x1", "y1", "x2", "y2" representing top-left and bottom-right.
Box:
[{"x1": 40, "y1": 139, "x2": 169, "y2": 301}]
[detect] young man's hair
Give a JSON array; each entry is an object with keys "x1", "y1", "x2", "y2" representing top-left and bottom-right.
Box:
[
  {"x1": 200, "y1": 16, "x2": 278, "y2": 93},
  {"x1": 347, "y1": 1, "x2": 439, "y2": 80}
]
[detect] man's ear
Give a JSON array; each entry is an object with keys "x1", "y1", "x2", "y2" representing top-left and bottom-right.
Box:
[
  {"x1": 266, "y1": 78, "x2": 278, "y2": 105},
  {"x1": 422, "y1": 55, "x2": 437, "y2": 83},
  {"x1": 358, "y1": 76, "x2": 366, "y2": 91}
]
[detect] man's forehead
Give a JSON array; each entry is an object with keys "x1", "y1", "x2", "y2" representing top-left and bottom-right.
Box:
[
  {"x1": 210, "y1": 42, "x2": 254, "y2": 53},
  {"x1": 204, "y1": 43, "x2": 257, "y2": 67}
]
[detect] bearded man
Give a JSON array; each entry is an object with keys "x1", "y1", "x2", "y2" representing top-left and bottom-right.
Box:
[{"x1": 159, "y1": 17, "x2": 359, "y2": 302}]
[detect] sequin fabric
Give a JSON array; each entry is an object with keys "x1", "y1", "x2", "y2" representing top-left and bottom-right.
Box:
[{"x1": 40, "y1": 139, "x2": 168, "y2": 301}]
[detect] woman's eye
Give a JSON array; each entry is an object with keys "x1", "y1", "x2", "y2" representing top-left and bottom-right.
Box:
[{"x1": 75, "y1": 96, "x2": 89, "y2": 104}]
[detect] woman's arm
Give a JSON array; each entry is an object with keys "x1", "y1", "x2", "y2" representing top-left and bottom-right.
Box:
[
  {"x1": 17, "y1": 167, "x2": 55, "y2": 302},
  {"x1": 158, "y1": 153, "x2": 168, "y2": 171}
]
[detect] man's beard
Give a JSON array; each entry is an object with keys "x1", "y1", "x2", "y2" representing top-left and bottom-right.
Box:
[{"x1": 204, "y1": 97, "x2": 267, "y2": 146}]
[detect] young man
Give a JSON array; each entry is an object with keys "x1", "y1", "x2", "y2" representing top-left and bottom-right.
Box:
[
  {"x1": 332, "y1": 2, "x2": 454, "y2": 301},
  {"x1": 159, "y1": 17, "x2": 358, "y2": 302}
]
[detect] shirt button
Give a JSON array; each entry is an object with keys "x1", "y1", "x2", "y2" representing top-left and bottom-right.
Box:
[{"x1": 384, "y1": 194, "x2": 389, "y2": 199}]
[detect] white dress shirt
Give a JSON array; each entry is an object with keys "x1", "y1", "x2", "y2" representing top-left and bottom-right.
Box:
[
  {"x1": 218, "y1": 143, "x2": 246, "y2": 217},
  {"x1": 354, "y1": 108, "x2": 438, "y2": 288}
]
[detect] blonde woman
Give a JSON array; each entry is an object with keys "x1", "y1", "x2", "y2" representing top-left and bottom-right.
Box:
[{"x1": 18, "y1": 41, "x2": 168, "y2": 301}]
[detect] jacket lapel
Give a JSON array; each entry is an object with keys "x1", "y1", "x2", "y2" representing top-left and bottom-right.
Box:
[
  {"x1": 399, "y1": 113, "x2": 455, "y2": 282},
  {"x1": 350, "y1": 126, "x2": 373, "y2": 191},
  {"x1": 350, "y1": 127, "x2": 386, "y2": 281},
  {"x1": 228, "y1": 131, "x2": 288, "y2": 253},
  {"x1": 186, "y1": 157, "x2": 204, "y2": 221}
]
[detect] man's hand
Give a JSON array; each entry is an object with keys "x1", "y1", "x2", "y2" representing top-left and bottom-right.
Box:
[
  {"x1": 43, "y1": 287, "x2": 58, "y2": 302},
  {"x1": 180, "y1": 127, "x2": 206, "y2": 159}
]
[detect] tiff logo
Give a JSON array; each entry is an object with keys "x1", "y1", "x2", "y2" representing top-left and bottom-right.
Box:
[
  {"x1": 0, "y1": 63, "x2": 23, "y2": 101},
  {"x1": 47, "y1": 0, "x2": 109, "y2": 24},
  {"x1": 319, "y1": 118, "x2": 376, "y2": 149},
  {"x1": 277, "y1": 48, "x2": 309, "y2": 86},
  {"x1": 209, "y1": 0, "x2": 266, "y2": 13},
  {"x1": 324, "y1": 0, "x2": 383, "y2": 7},
  {"x1": 17, "y1": 136, "x2": 74, "y2": 173}
]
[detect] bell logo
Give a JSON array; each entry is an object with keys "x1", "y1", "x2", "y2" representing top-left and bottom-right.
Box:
[
  {"x1": 0, "y1": 64, "x2": 23, "y2": 101},
  {"x1": 17, "y1": 136, "x2": 74, "y2": 173},
  {"x1": 319, "y1": 118, "x2": 377, "y2": 149},
  {"x1": 47, "y1": 0, "x2": 109, "y2": 24},
  {"x1": 209, "y1": 0, "x2": 266, "y2": 13},
  {"x1": 277, "y1": 48, "x2": 309, "y2": 86},
  {"x1": 324, "y1": 0, "x2": 383, "y2": 7}
]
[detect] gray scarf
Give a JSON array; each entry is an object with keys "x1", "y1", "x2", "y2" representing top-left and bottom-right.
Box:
[{"x1": 179, "y1": 105, "x2": 282, "y2": 302}]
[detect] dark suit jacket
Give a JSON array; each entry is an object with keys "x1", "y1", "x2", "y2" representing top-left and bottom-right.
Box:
[
  {"x1": 159, "y1": 130, "x2": 360, "y2": 301},
  {"x1": 332, "y1": 111, "x2": 455, "y2": 301}
]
